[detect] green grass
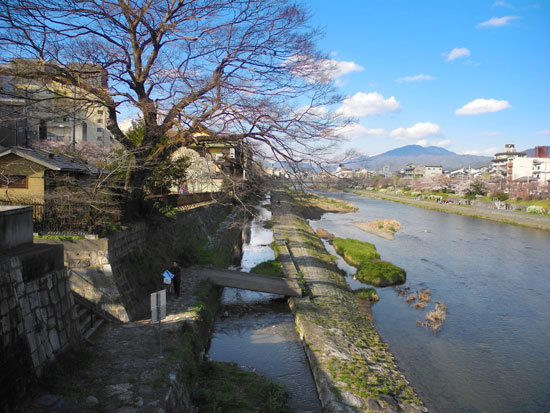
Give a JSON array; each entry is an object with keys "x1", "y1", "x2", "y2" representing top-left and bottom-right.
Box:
[
  {"x1": 332, "y1": 238, "x2": 380, "y2": 266},
  {"x1": 34, "y1": 234, "x2": 85, "y2": 240},
  {"x1": 193, "y1": 361, "x2": 291, "y2": 412},
  {"x1": 357, "y1": 261, "x2": 406, "y2": 287},
  {"x1": 354, "y1": 287, "x2": 379, "y2": 302},
  {"x1": 332, "y1": 237, "x2": 406, "y2": 287},
  {"x1": 250, "y1": 260, "x2": 284, "y2": 277}
]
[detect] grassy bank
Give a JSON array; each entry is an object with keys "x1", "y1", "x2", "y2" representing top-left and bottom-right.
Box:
[
  {"x1": 351, "y1": 189, "x2": 550, "y2": 231},
  {"x1": 288, "y1": 190, "x2": 358, "y2": 219},
  {"x1": 193, "y1": 362, "x2": 290, "y2": 412},
  {"x1": 332, "y1": 238, "x2": 406, "y2": 287}
]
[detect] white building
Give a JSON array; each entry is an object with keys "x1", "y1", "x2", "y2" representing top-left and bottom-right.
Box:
[
  {"x1": 491, "y1": 144, "x2": 526, "y2": 182},
  {"x1": 424, "y1": 165, "x2": 443, "y2": 178},
  {"x1": 512, "y1": 157, "x2": 550, "y2": 185}
]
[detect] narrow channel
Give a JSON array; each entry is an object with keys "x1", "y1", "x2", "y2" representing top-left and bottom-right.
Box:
[{"x1": 207, "y1": 197, "x2": 322, "y2": 412}]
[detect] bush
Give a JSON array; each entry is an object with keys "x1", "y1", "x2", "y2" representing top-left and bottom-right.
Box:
[{"x1": 492, "y1": 192, "x2": 509, "y2": 202}]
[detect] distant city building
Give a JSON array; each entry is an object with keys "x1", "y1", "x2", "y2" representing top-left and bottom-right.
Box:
[
  {"x1": 491, "y1": 144, "x2": 526, "y2": 182},
  {"x1": 534, "y1": 146, "x2": 549, "y2": 158},
  {"x1": 0, "y1": 59, "x2": 113, "y2": 149},
  {"x1": 512, "y1": 157, "x2": 550, "y2": 185},
  {"x1": 424, "y1": 165, "x2": 443, "y2": 178}
]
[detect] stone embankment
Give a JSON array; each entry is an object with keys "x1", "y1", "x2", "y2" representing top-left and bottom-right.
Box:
[{"x1": 272, "y1": 190, "x2": 425, "y2": 412}]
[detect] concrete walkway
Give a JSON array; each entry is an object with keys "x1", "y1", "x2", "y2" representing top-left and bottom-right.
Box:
[
  {"x1": 271, "y1": 189, "x2": 426, "y2": 412},
  {"x1": 24, "y1": 271, "x2": 206, "y2": 413}
]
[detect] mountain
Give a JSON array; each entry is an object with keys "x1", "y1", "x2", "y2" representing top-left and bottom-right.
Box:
[{"x1": 344, "y1": 145, "x2": 491, "y2": 172}]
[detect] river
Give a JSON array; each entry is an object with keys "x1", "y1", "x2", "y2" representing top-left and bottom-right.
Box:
[
  {"x1": 308, "y1": 191, "x2": 550, "y2": 413},
  {"x1": 207, "y1": 198, "x2": 322, "y2": 412}
]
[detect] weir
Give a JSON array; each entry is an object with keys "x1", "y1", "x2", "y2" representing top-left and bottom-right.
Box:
[{"x1": 189, "y1": 266, "x2": 302, "y2": 297}]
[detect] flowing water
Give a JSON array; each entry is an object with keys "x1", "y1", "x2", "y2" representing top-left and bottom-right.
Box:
[
  {"x1": 308, "y1": 191, "x2": 550, "y2": 413},
  {"x1": 207, "y1": 199, "x2": 322, "y2": 412}
]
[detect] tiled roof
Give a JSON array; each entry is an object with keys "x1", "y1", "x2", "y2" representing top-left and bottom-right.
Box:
[{"x1": 0, "y1": 146, "x2": 101, "y2": 174}]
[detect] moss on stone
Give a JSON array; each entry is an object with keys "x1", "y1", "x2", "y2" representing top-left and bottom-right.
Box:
[
  {"x1": 332, "y1": 237, "x2": 406, "y2": 287},
  {"x1": 250, "y1": 260, "x2": 284, "y2": 277}
]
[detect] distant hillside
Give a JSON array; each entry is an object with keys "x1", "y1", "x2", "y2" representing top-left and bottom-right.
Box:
[{"x1": 344, "y1": 145, "x2": 491, "y2": 172}]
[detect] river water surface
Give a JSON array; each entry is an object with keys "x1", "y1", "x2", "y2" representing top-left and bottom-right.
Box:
[
  {"x1": 309, "y1": 191, "x2": 550, "y2": 413},
  {"x1": 207, "y1": 199, "x2": 321, "y2": 412}
]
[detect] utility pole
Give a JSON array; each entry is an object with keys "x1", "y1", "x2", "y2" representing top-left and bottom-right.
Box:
[{"x1": 72, "y1": 84, "x2": 76, "y2": 152}]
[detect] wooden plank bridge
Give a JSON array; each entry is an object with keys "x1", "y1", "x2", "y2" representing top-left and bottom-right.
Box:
[{"x1": 189, "y1": 266, "x2": 302, "y2": 297}]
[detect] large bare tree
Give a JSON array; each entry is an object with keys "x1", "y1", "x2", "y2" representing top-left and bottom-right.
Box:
[{"x1": 0, "y1": 0, "x2": 347, "y2": 201}]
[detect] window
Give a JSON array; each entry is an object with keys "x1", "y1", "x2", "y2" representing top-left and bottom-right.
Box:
[
  {"x1": 39, "y1": 119, "x2": 47, "y2": 140},
  {"x1": 96, "y1": 118, "x2": 103, "y2": 124},
  {"x1": 97, "y1": 127, "x2": 103, "y2": 132},
  {"x1": 0, "y1": 175, "x2": 28, "y2": 189},
  {"x1": 82, "y1": 122, "x2": 88, "y2": 141},
  {"x1": 97, "y1": 109, "x2": 103, "y2": 114}
]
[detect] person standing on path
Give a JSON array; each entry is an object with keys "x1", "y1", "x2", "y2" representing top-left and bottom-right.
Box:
[{"x1": 171, "y1": 261, "x2": 181, "y2": 297}]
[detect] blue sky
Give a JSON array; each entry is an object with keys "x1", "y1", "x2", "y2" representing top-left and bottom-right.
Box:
[{"x1": 308, "y1": 0, "x2": 550, "y2": 156}]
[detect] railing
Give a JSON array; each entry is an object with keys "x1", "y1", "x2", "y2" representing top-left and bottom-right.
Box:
[
  {"x1": 1, "y1": 192, "x2": 224, "y2": 235},
  {"x1": 0, "y1": 199, "x2": 119, "y2": 235}
]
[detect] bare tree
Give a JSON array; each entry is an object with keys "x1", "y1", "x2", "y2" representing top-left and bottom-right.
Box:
[{"x1": 0, "y1": 0, "x2": 347, "y2": 201}]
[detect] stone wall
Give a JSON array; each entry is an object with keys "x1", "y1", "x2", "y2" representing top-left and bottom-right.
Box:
[
  {"x1": 0, "y1": 205, "x2": 33, "y2": 250},
  {"x1": 0, "y1": 250, "x2": 79, "y2": 413},
  {"x1": 36, "y1": 203, "x2": 244, "y2": 322}
]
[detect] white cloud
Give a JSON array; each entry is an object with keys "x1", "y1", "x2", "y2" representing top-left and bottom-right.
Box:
[
  {"x1": 395, "y1": 74, "x2": 436, "y2": 83},
  {"x1": 327, "y1": 60, "x2": 364, "y2": 78},
  {"x1": 537, "y1": 129, "x2": 550, "y2": 135},
  {"x1": 336, "y1": 92, "x2": 401, "y2": 117},
  {"x1": 390, "y1": 122, "x2": 443, "y2": 141},
  {"x1": 435, "y1": 139, "x2": 452, "y2": 147},
  {"x1": 477, "y1": 16, "x2": 520, "y2": 27},
  {"x1": 492, "y1": 1, "x2": 514, "y2": 8},
  {"x1": 455, "y1": 98, "x2": 511, "y2": 115},
  {"x1": 462, "y1": 147, "x2": 500, "y2": 156},
  {"x1": 336, "y1": 123, "x2": 388, "y2": 140},
  {"x1": 484, "y1": 130, "x2": 500, "y2": 136},
  {"x1": 443, "y1": 47, "x2": 471, "y2": 62},
  {"x1": 416, "y1": 139, "x2": 429, "y2": 147}
]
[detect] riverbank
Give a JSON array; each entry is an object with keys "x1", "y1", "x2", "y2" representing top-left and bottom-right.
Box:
[
  {"x1": 272, "y1": 189, "x2": 425, "y2": 412},
  {"x1": 350, "y1": 190, "x2": 550, "y2": 231}
]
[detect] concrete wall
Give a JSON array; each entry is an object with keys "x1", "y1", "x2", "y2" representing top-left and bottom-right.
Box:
[{"x1": 0, "y1": 206, "x2": 33, "y2": 250}]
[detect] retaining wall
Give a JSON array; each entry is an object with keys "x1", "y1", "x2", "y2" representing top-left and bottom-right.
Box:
[
  {"x1": 36, "y1": 203, "x2": 242, "y2": 321},
  {"x1": 0, "y1": 215, "x2": 79, "y2": 413}
]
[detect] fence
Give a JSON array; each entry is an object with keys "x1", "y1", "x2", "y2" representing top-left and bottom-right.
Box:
[
  {"x1": 0, "y1": 199, "x2": 119, "y2": 235},
  {"x1": 1, "y1": 192, "x2": 224, "y2": 235}
]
